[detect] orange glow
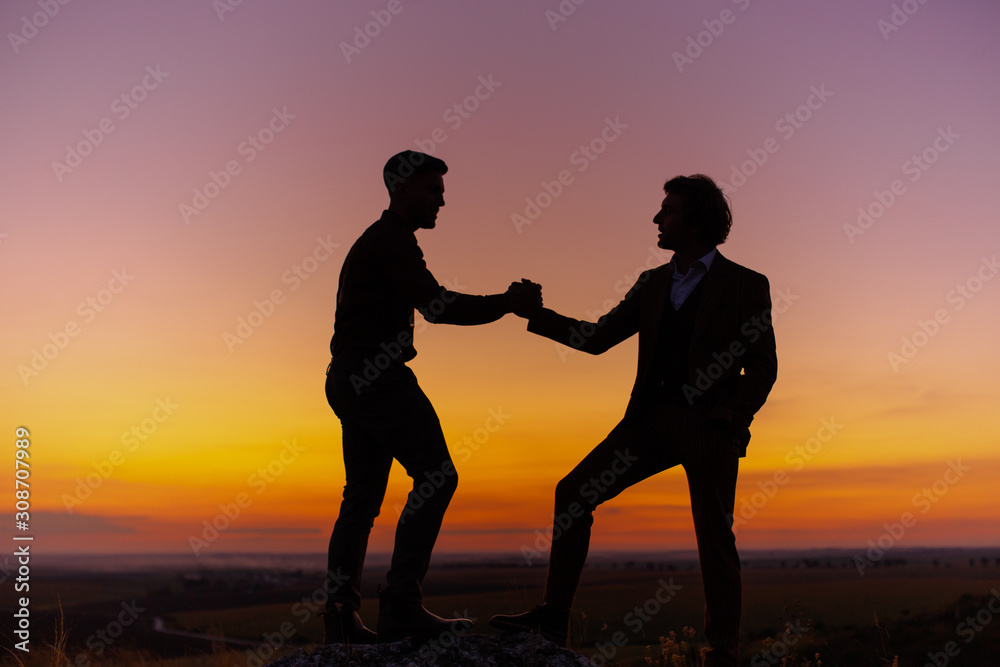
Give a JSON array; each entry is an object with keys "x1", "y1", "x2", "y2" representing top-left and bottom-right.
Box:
[{"x1": 3, "y1": 2, "x2": 999, "y2": 556}]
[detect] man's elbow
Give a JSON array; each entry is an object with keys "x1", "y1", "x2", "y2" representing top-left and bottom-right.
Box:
[
  {"x1": 582, "y1": 339, "x2": 615, "y2": 355},
  {"x1": 562, "y1": 324, "x2": 613, "y2": 355},
  {"x1": 416, "y1": 292, "x2": 458, "y2": 323}
]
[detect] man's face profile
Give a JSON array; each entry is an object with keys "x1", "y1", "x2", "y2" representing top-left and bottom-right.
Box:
[
  {"x1": 653, "y1": 192, "x2": 694, "y2": 250},
  {"x1": 398, "y1": 171, "x2": 445, "y2": 230}
]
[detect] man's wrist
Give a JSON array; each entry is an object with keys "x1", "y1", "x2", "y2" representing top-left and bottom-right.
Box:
[
  {"x1": 733, "y1": 410, "x2": 752, "y2": 430},
  {"x1": 500, "y1": 292, "x2": 515, "y2": 314}
]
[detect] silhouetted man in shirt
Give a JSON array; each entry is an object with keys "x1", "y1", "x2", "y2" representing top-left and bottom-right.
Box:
[
  {"x1": 324, "y1": 150, "x2": 540, "y2": 644},
  {"x1": 490, "y1": 175, "x2": 777, "y2": 667}
]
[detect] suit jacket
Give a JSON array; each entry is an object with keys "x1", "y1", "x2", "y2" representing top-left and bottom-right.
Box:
[{"x1": 527, "y1": 251, "x2": 777, "y2": 456}]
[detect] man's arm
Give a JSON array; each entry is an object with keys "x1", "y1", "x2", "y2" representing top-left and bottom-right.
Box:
[
  {"x1": 384, "y1": 231, "x2": 513, "y2": 325},
  {"x1": 524, "y1": 272, "x2": 648, "y2": 354},
  {"x1": 732, "y1": 272, "x2": 778, "y2": 429},
  {"x1": 418, "y1": 286, "x2": 511, "y2": 326}
]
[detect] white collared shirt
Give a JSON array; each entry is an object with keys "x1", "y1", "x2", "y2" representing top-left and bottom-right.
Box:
[{"x1": 669, "y1": 248, "x2": 717, "y2": 310}]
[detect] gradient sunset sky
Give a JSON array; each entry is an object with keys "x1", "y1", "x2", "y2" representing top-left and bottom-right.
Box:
[{"x1": 2, "y1": 0, "x2": 999, "y2": 558}]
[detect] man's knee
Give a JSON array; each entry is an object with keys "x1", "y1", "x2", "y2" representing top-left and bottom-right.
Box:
[
  {"x1": 411, "y1": 462, "x2": 458, "y2": 504},
  {"x1": 342, "y1": 474, "x2": 390, "y2": 513},
  {"x1": 555, "y1": 473, "x2": 587, "y2": 510},
  {"x1": 438, "y1": 466, "x2": 458, "y2": 498},
  {"x1": 334, "y1": 502, "x2": 381, "y2": 531}
]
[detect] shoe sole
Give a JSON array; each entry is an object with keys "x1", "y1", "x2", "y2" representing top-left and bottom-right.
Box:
[
  {"x1": 377, "y1": 623, "x2": 473, "y2": 645},
  {"x1": 489, "y1": 619, "x2": 566, "y2": 647}
]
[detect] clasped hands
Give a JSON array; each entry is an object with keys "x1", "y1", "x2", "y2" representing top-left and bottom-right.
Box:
[{"x1": 505, "y1": 279, "x2": 543, "y2": 318}]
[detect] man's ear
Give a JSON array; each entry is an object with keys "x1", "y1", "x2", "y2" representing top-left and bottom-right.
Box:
[{"x1": 385, "y1": 173, "x2": 408, "y2": 200}]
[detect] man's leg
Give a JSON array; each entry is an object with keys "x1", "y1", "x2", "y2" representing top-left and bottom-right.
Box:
[
  {"x1": 326, "y1": 413, "x2": 393, "y2": 610},
  {"x1": 683, "y1": 421, "x2": 742, "y2": 666},
  {"x1": 327, "y1": 364, "x2": 468, "y2": 641},
  {"x1": 492, "y1": 415, "x2": 679, "y2": 645},
  {"x1": 382, "y1": 373, "x2": 457, "y2": 598},
  {"x1": 356, "y1": 366, "x2": 471, "y2": 641},
  {"x1": 544, "y1": 415, "x2": 680, "y2": 609},
  {"x1": 324, "y1": 368, "x2": 395, "y2": 643},
  {"x1": 328, "y1": 364, "x2": 456, "y2": 599}
]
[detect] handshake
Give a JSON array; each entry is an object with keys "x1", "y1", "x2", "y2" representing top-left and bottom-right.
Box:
[{"x1": 505, "y1": 279, "x2": 543, "y2": 318}]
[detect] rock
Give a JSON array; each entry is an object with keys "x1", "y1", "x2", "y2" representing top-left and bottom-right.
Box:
[{"x1": 268, "y1": 632, "x2": 594, "y2": 666}]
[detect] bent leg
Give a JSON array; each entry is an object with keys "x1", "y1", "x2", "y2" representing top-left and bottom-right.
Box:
[
  {"x1": 384, "y1": 381, "x2": 457, "y2": 598},
  {"x1": 544, "y1": 416, "x2": 679, "y2": 609},
  {"x1": 327, "y1": 363, "x2": 457, "y2": 602}
]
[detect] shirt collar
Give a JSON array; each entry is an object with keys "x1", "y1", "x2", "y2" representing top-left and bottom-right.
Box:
[
  {"x1": 670, "y1": 247, "x2": 718, "y2": 277},
  {"x1": 379, "y1": 209, "x2": 416, "y2": 235}
]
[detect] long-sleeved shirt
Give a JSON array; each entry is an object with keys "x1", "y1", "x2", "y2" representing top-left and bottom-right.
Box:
[
  {"x1": 330, "y1": 210, "x2": 509, "y2": 366},
  {"x1": 668, "y1": 247, "x2": 717, "y2": 309}
]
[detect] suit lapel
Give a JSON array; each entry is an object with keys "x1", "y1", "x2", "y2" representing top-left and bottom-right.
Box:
[
  {"x1": 646, "y1": 263, "x2": 672, "y2": 339},
  {"x1": 691, "y1": 251, "x2": 732, "y2": 345},
  {"x1": 636, "y1": 265, "x2": 671, "y2": 385}
]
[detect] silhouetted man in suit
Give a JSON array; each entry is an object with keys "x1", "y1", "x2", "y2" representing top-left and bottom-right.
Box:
[
  {"x1": 490, "y1": 174, "x2": 777, "y2": 666},
  {"x1": 324, "y1": 150, "x2": 540, "y2": 644}
]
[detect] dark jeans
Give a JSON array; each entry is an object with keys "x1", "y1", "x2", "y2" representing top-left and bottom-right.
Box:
[
  {"x1": 325, "y1": 359, "x2": 457, "y2": 610},
  {"x1": 544, "y1": 402, "x2": 741, "y2": 662}
]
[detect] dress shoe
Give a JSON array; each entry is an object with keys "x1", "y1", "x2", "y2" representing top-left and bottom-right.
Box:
[
  {"x1": 703, "y1": 648, "x2": 740, "y2": 667},
  {"x1": 321, "y1": 604, "x2": 377, "y2": 644},
  {"x1": 376, "y1": 586, "x2": 473, "y2": 643},
  {"x1": 489, "y1": 603, "x2": 569, "y2": 647}
]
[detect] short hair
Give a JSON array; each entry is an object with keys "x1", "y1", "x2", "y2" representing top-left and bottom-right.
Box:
[
  {"x1": 383, "y1": 150, "x2": 448, "y2": 195},
  {"x1": 663, "y1": 174, "x2": 732, "y2": 246}
]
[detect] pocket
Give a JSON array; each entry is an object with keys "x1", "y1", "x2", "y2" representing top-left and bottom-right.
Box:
[{"x1": 708, "y1": 418, "x2": 742, "y2": 457}]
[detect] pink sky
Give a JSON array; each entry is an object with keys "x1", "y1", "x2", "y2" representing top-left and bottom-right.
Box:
[{"x1": 2, "y1": 0, "x2": 999, "y2": 556}]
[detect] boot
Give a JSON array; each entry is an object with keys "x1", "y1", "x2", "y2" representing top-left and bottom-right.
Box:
[
  {"x1": 376, "y1": 586, "x2": 473, "y2": 643},
  {"x1": 489, "y1": 603, "x2": 569, "y2": 647},
  {"x1": 703, "y1": 648, "x2": 740, "y2": 667},
  {"x1": 321, "y1": 603, "x2": 377, "y2": 645}
]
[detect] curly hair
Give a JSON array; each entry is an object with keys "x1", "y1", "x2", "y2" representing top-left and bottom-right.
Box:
[{"x1": 663, "y1": 174, "x2": 732, "y2": 246}]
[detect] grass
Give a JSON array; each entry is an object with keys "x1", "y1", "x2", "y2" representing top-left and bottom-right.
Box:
[{"x1": 5, "y1": 561, "x2": 998, "y2": 667}]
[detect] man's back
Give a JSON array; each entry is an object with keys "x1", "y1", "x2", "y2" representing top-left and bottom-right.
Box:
[{"x1": 331, "y1": 213, "x2": 428, "y2": 364}]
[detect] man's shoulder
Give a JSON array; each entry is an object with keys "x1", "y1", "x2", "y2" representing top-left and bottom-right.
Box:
[
  {"x1": 364, "y1": 216, "x2": 408, "y2": 238},
  {"x1": 714, "y1": 252, "x2": 769, "y2": 284},
  {"x1": 354, "y1": 216, "x2": 419, "y2": 251},
  {"x1": 641, "y1": 262, "x2": 673, "y2": 283}
]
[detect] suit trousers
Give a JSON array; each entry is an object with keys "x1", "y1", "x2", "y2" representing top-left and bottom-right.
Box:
[
  {"x1": 544, "y1": 400, "x2": 741, "y2": 660},
  {"x1": 325, "y1": 360, "x2": 457, "y2": 609}
]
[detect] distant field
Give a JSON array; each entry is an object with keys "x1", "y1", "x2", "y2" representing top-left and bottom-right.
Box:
[{"x1": 4, "y1": 551, "x2": 999, "y2": 666}]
